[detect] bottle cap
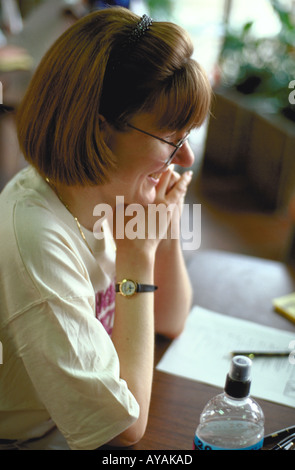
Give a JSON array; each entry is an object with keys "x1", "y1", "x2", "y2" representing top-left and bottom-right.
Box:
[{"x1": 225, "y1": 355, "x2": 252, "y2": 398}]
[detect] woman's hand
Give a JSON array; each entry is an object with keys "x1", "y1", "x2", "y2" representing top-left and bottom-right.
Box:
[
  {"x1": 113, "y1": 167, "x2": 192, "y2": 256},
  {"x1": 154, "y1": 167, "x2": 193, "y2": 242}
]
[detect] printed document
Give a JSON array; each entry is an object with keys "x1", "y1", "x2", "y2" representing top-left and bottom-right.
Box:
[{"x1": 157, "y1": 306, "x2": 295, "y2": 408}]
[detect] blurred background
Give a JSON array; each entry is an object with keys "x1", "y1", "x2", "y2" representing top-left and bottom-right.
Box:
[{"x1": 0, "y1": 0, "x2": 294, "y2": 262}]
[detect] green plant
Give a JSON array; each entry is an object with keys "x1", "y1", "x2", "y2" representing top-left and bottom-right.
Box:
[
  {"x1": 143, "y1": 0, "x2": 174, "y2": 19},
  {"x1": 218, "y1": 0, "x2": 295, "y2": 121}
]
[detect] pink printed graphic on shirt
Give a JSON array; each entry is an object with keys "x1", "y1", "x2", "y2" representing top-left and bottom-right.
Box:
[{"x1": 95, "y1": 282, "x2": 115, "y2": 335}]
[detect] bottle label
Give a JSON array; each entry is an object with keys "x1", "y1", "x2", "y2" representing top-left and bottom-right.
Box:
[{"x1": 194, "y1": 435, "x2": 264, "y2": 450}]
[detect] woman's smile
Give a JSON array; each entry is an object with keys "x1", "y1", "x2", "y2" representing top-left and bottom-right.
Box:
[{"x1": 147, "y1": 172, "x2": 162, "y2": 184}]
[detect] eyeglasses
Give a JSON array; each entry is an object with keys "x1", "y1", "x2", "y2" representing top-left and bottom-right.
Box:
[{"x1": 126, "y1": 123, "x2": 190, "y2": 167}]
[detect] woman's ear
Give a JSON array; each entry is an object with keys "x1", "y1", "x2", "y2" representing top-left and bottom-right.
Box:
[
  {"x1": 98, "y1": 114, "x2": 112, "y2": 142},
  {"x1": 98, "y1": 114, "x2": 107, "y2": 130},
  {"x1": 98, "y1": 115, "x2": 115, "y2": 153}
]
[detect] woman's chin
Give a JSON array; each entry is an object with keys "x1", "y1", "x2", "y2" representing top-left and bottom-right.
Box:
[
  {"x1": 135, "y1": 187, "x2": 157, "y2": 207},
  {"x1": 124, "y1": 176, "x2": 160, "y2": 206}
]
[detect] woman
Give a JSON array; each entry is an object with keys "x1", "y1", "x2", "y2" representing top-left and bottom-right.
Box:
[{"x1": 0, "y1": 7, "x2": 211, "y2": 450}]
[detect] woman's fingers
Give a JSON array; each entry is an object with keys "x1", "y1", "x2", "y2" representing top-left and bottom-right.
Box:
[
  {"x1": 156, "y1": 169, "x2": 193, "y2": 205},
  {"x1": 155, "y1": 167, "x2": 175, "y2": 196}
]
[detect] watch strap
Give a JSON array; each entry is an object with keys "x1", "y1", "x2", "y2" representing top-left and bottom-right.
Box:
[
  {"x1": 136, "y1": 283, "x2": 158, "y2": 293},
  {"x1": 115, "y1": 282, "x2": 158, "y2": 293}
]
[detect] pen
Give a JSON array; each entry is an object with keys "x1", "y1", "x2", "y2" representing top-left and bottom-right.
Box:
[
  {"x1": 230, "y1": 351, "x2": 290, "y2": 359},
  {"x1": 283, "y1": 441, "x2": 295, "y2": 450},
  {"x1": 264, "y1": 426, "x2": 295, "y2": 446},
  {"x1": 270, "y1": 433, "x2": 295, "y2": 450}
]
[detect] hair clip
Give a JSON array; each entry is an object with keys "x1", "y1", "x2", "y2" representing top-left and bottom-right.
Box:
[{"x1": 128, "y1": 14, "x2": 153, "y2": 44}]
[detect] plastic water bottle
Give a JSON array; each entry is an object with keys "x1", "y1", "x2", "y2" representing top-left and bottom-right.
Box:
[{"x1": 194, "y1": 356, "x2": 264, "y2": 450}]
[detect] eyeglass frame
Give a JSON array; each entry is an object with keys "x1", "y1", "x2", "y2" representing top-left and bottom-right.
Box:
[{"x1": 126, "y1": 123, "x2": 190, "y2": 167}]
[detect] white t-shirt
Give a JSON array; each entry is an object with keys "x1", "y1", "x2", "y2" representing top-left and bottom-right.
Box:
[{"x1": 0, "y1": 166, "x2": 139, "y2": 450}]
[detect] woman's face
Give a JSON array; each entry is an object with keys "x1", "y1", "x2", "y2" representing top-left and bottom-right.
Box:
[{"x1": 105, "y1": 113, "x2": 195, "y2": 206}]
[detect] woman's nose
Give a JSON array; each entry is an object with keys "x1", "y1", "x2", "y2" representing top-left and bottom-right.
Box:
[{"x1": 172, "y1": 141, "x2": 195, "y2": 168}]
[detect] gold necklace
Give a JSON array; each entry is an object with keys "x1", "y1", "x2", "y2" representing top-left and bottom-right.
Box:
[{"x1": 45, "y1": 177, "x2": 94, "y2": 255}]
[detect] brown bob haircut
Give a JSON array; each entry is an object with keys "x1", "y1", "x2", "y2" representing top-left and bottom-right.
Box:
[{"x1": 17, "y1": 7, "x2": 212, "y2": 186}]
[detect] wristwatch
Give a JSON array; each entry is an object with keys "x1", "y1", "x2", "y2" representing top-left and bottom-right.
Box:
[{"x1": 115, "y1": 279, "x2": 158, "y2": 297}]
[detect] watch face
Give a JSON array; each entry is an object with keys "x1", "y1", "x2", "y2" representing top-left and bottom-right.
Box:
[{"x1": 121, "y1": 280, "x2": 137, "y2": 296}]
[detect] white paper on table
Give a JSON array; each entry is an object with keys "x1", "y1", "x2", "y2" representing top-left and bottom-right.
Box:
[{"x1": 156, "y1": 306, "x2": 295, "y2": 408}]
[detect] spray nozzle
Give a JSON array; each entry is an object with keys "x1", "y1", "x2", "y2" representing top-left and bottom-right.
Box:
[
  {"x1": 225, "y1": 356, "x2": 252, "y2": 398},
  {"x1": 229, "y1": 356, "x2": 252, "y2": 382}
]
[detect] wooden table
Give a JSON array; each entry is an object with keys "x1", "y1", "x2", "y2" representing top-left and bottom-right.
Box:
[{"x1": 133, "y1": 250, "x2": 295, "y2": 450}]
